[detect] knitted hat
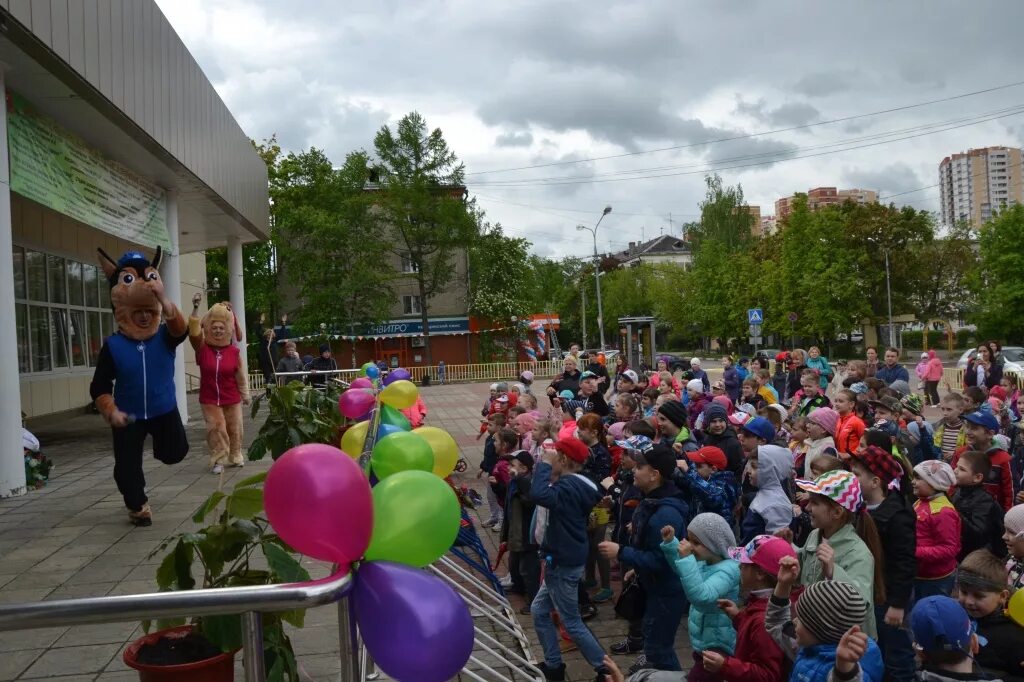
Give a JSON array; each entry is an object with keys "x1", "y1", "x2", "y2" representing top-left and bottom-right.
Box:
[
  {"x1": 921, "y1": 352, "x2": 929, "y2": 359},
  {"x1": 690, "y1": 357, "x2": 701, "y2": 367},
  {"x1": 850, "y1": 445, "x2": 904, "y2": 487},
  {"x1": 1003, "y1": 504, "x2": 1024, "y2": 537},
  {"x1": 554, "y1": 438, "x2": 589, "y2": 463},
  {"x1": 687, "y1": 513, "x2": 735, "y2": 560},
  {"x1": 795, "y1": 581, "x2": 868, "y2": 645},
  {"x1": 913, "y1": 460, "x2": 956, "y2": 491},
  {"x1": 514, "y1": 412, "x2": 537, "y2": 432},
  {"x1": 490, "y1": 383, "x2": 499, "y2": 391},
  {"x1": 766, "y1": 403, "x2": 789, "y2": 425},
  {"x1": 658, "y1": 401, "x2": 687, "y2": 428},
  {"x1": 729, "y1": 534, "x2": 797, "y2": 577},
  {"x1": 689, "y1": 446, "x2": 727, "y2": 471},
  {"x1": 496, "y1": 382, "x2": 509, "y2": 392},
  {"x1": 741, "y1": 416, "x2": 776, "y2": 443},
  {"x1": 686, "y1": 379, "x2": 704, "y2": 394},
  {"x1": 519, "y1": 370, "x2": 534, "y2": 383},
  {"x1": 704, "y1": 403, "x2": 728, "y2": 424},
  {"x1": 989, "y1": 385, "x2": 1008, "y2": 402},
  {"x1": 807, "y1": 407, "x2": 839, "y2": 436},
  {"x1": 901, "y1": 394, "x2": 923, "y2": 416},
  {"x1": 318, "y1": 343, "x2": 331, "y2": 354},
  {"x1": 796, "y1": 470, "x2": 864, "y2": 514},
  {"x1": 608, "y1": 422, "x2": 626, "y2": 441}
]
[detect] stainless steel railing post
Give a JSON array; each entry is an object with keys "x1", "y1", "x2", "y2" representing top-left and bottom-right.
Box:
[
  {"x1": 241, "y1": 611, "x2": 265, "y2": 682},
  {"x1": 337, "y1": 598, "x2": 360, "y2": 682}
]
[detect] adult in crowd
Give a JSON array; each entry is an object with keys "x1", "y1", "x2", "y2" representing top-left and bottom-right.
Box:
[
  {"x1": 584, "y1": 352, "x2": 611, "y2": 395},
  {"x1": 547, "y1": 356, "x2": 582, "y2": 400},
  {"x1": 610, "y1": 354, "x2": 631, "y2": 397},
  {"x1": 690, "y1": 358, "x2": 710, "y2": 393},
  {"x1": 804, "y1": 345, "x2": 832, "y2": 391},
  {"x1": 307, "y1": 344, "x2": 338, "y2": 389},
  {"x1": 964, "y1": 341, "x2": 1003, "y2": 390},
  {"x1": 722, "y1": 355, "x2": 741, "y2": 403},
  {"x1": 785, "y1": 349, "x2": 808, "y2": 402},
  {"x1": 256, "y1": 313, "x2": 277, "y2": 389},
  {"x1": 865, "y1": 346, "x2": 879, "y2": 377},
  {"x1": 599, "y1": 444, "x2": 689, "y2": 673},
  {"x1": 875, "y1": 347, "x2": 909, "y2": 386},
  {"x1": 923, "y1": 349, "x2": 944, "y2": 406}
]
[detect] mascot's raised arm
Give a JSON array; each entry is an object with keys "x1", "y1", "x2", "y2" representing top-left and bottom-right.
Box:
[
  {"x1": 188, "y1": 292, "x2": 249, "y2": 475},
  {"x1": 89, "y1": 247, "x2": 189, "y2": 527}
]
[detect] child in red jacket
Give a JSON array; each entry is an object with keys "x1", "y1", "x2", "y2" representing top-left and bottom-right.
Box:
[
  {"x1": 912, "y1": 460, "x2": 961, "y2": 598},
  {"x1": 706, "y1": 535, "x2": 796, "y2": 682},
  {"x1": 951, "y1": 410, "x2": 1015, "y2": 512}
]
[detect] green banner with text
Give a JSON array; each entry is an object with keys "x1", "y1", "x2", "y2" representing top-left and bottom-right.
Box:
[{"x1": 6, "y1": 91, "x2": 170, "y2": 251}]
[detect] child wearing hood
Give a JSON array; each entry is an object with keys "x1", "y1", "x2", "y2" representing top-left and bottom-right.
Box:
[
  {"x1": 661, "y1": 513, "x2": 741, "y2": 681},
  {"x1": 739, "y1": 444, "x2": 795, "y2": 545}
]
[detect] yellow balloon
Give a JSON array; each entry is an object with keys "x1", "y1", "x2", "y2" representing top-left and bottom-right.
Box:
[
  {"x1": 414, "y1": 426, "x2": 460, "y2": 477},
  {"x1": 1009, "y1": 588, "x2": 1024, "y2": 627},
  {"x1": 380, "y1": 380, "x2": 418, "y2": 409},
  {"x1": 340, "y1": 421, "x2": 368, "y2": 459}
]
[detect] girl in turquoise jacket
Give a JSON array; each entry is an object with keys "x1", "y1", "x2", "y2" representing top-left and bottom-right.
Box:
[{"x1": 660, "y1": 513, "x2": 740, "y2": 668}]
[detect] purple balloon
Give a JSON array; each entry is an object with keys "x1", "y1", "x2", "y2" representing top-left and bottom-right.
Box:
[
  {"x1": 382, "y1": 368, "x2": 411, "y2": 386},
  {"x1": 354, "y1": 561, "x2": 473, "y2": 682},
  {"x1": 350, "y1": 377, "x2": 374, "y2": 390}
]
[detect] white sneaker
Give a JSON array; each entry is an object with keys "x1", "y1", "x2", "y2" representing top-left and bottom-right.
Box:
[
  {"x1": 211, "y1": 464, "x2": 224, "y2": 474},
  {"x1": 499, "y1": 574, "x2": 513, "y2": 588}
]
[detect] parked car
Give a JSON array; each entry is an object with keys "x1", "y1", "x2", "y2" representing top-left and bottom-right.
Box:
[
  {"x1": 655, "y1": 354, "x2": 689, "y2": 372},
  {"x1": 755, "y1": 348, "x2": 784, "y2": 361},
  {"x1": 956, "y1": 345, "x2": 1024, "y2": 373}
]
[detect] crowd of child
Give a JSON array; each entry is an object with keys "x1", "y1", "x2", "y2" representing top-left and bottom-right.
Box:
[{"x1": 472, "y1": 350, "x2": 1024, "y2": 682}]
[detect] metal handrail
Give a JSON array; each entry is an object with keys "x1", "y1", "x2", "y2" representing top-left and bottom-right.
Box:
[{"x1": 0, "y1": 571, "x2": 358, "y2": 682}]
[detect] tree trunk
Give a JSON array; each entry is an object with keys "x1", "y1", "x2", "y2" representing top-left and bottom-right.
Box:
[{"x1": 418, "y1": 275, "x2": 432, "y2": 369}]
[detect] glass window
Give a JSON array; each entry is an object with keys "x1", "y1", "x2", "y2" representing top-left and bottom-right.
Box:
[
  {"x1": 29, "y1": 305, "x2": 51, "y2": 372},
  {"x1": 50, "y1": 308, "x2": 69, "y2": 368},
  {"x1": 47, "y1": 255, "x2": 66, "y2": 303},
  {"x1": 87, "y1": 311, "x2": 101, "y2": 365},
  {"x1": 106, "y1": 312, "x2": 115, "y2": 338},
  {"x1": 83, "y1": 264, "x2": 99, "y2": 307},
  {"x1": 12, "y1": 246, "x2": 24, "y2": 300},
  {"x1": 67, "y1": 260, "x2": 84, "y2": 306},
  {"x1": 16, "y1": 304, "x2": 28, "y2": 373},
  {"x1": 69, "y1": 310, "x2": 86, "y2": 366},
  {"x1": 99, "y1": 275, "x2": 110, "y2": 308},
  {"x1": 26, "y1": 250, "x2": 46, "y2": 301}
]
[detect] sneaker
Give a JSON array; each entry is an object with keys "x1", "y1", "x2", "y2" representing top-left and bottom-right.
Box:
[
  {"x1": 627, "y1": 655, "x2": 650, "y2": 675},
  {"x1": 610, "y1": 638, "x2": 644, "y2": 655},
  {"x1": 580, "y1": 604, "x2": 598, "y2": 621},
  {"x1": 592, "y1": 588, "x2": 614, "y2": 603},
  {"x1": 499, "y1": 574, "x2": 513, "y2": 588},
  {"x1": 211, "y1": 464, "x2": 224, "y2": 474},
  {"x1": 536, "y1": 662, "x2": 566, "y2": 681},
  {"x1": 128, "y1": 504, "x2": 153, "y2": 527},
  {"x1": 518, "y1": 605, "x2": 532, "y2": 616}
]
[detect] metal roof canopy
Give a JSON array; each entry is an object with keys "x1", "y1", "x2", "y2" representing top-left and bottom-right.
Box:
[{"x1": 0, "y1": 14, "x2": 267, "y2": 254}]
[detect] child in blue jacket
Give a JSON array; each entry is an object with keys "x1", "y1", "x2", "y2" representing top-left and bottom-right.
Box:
[
  {"x1": 673, "y1": 445, "x2": 738, "y2": 524},
  {"x1": 660, "y1": 512, "x2": 740, "y2": 678}
]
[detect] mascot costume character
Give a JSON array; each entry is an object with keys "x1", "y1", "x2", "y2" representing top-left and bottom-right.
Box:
[
  {"x1": 189, "y1": 292, "x2": 249, "y2": 474},
  {"x1": 89, "y1": 248, "x2": 189, "y2": 527}
]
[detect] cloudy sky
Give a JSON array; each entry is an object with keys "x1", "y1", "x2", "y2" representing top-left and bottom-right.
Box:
[{"x1": 156, "y1": 0, "x2": 1024, "y2": 257}]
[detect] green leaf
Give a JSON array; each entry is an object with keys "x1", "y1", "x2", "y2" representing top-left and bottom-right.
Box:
[
  {"x1": 250, "y1": 393, "x2": 264, "y2": 420},
  {"x1": 287, "y1": 426, "x2": 304, "y2": 447},
  {"x1": 266, "y1": 654, "x2": 285, "y2": 682},
  {"x1": 200, "y1": 614, "x2": 243, "y2": 652},
  {"x1": 192, "y1": 491, "x2": 227, "y2": 524},
  {"x1": 156, "y1": 549, "x2": 178, "y2": 590},
  {"x1": 263, "y1": 542, "x2": 310, "y2": 583},
  {"x1": 155, "y1": 617, "x2": 187, "y2": 632},
  {"x1": 227, "y1": 487, "x2": 264, "y2": 520},
  {"x1": 279, "y1": 608, "x2": 306, "y2": 629},
  {"x1": 234, "y1": 471, "x2": 268, "y2": 488},
  {"x1": 173, "y1": 540, "x2": 195, "y2": 590}
]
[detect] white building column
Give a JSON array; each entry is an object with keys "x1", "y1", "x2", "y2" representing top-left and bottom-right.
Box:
[
  {"x1": 162, "y1": 190, "x2": 189, "y2": 425},
  {"x1": 227, "y1": 235, "x2": 249, "y2": 378},
  {"x1": 0, "y1": 69, "x2": 27, "y2": 497}
]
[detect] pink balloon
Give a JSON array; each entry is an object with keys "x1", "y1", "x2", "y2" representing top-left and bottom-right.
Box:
[
  {"x1": 338, "y1": 388, "x2": 376, "y2": 419},
  {"x1": 264, "y1": 444, "x2": 373, "y2": 564},
  {"x1": 350, "y1": 377, "x2": 374, "y2": 390}
]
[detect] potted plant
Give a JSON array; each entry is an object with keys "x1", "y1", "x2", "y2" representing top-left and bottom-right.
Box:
[
  {"x1": 247, "y1": 381, "x2": 346, "y2": 461},
  {"x1": 125, "y1": 472, "x2": 311, "y2": 681}
]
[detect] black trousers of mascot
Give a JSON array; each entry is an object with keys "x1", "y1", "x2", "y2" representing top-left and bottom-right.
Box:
[{"x1": 111, "y1": 408, "x2": 189, "y2": 511}]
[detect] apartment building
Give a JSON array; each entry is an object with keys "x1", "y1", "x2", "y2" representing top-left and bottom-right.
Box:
[
  {"x1": 775, "y1": 187, "x2": 879, "y2": 220},
  {"x1": 939, "y1": 146, "x2": 1023, "y2": 228}
]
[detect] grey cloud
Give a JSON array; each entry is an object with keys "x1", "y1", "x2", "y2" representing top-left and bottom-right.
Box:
[
  {"x1": 495, "y1": 131, "x2": 534, "y2": 148},
  {"x1": 843, "y1": 163, "x2": 923, "y2": 199},
  {"x1": 792, "y1": 70, "x2": 862, "y2": 97},
  {"x1": 734, "y1": 97, "x2": 821, "y2": 128}
]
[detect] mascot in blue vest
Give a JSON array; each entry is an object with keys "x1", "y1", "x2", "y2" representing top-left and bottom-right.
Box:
[{"x1": 89, "y1": 247, "x2": 189, "y2": 526}]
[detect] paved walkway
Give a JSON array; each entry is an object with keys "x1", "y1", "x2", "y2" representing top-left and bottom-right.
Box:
[{"x1": 3, "y1": 381, "x2": 674, "y2": 681}]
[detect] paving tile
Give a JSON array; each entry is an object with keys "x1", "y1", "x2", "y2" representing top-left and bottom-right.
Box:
[
  {"x1": 1, "y1": 572, "x2": 76, "y2": 591},
  {"x1": 0, "y1": 648, "x2": 43, "y2": 681},
  {"x1": 0, "y1": 627, "x2": 67, "y2": 653},
  {"x1": 19, "y1": 643, "x2": 121, "y2": 678},
  {"x1": 53, "y1": 622, "x2": 139, "y2": 647}
]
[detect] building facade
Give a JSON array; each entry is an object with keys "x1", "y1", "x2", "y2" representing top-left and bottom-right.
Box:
[
  {"x1": 775, "y1": 187, "x2": 879, "y2": 220},
  {"x1": 0, "y1": 2, "x2": 269, "y2": 497},
  {"x1": 611, "y1": 234, "x2": 693, "y2": 269},
  {"x1": 939, "y1": 146, "x2": 1023, "y2": 228}
]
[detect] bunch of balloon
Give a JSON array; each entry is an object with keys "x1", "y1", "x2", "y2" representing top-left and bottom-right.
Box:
[{"x1": 263, "y1": 371, "x2": 472, "y2": 681}]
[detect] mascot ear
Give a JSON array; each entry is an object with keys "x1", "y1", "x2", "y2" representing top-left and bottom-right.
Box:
[
  {"x1": 151, "y1": 246, "x2": 163, "y2": 271},
  {"x1": 97, "y1": 248, "x2": 118, "y2": 281}
]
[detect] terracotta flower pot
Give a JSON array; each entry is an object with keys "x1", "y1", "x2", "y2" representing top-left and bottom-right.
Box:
[{"x1": 123, "y1": 625, "x2": 236, "y2": 682}]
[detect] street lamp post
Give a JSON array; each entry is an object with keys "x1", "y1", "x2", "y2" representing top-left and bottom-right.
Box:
[
  {"x1": 883, "y1": 248, "x2": 895, "y2": 348},
  {"x1": 577, "y1": 206, "x2": 612, "y2": 350}
]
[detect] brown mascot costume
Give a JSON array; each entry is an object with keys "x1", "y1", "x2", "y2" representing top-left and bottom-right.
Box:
[
  {"x1": 89, "y1": 248, "x2": 189, "y2": 527},
  {"x1": 189, "y1": 293, "x2": 249, "y2": 474}
]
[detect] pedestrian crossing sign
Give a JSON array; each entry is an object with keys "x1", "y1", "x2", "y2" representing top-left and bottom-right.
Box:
[{"x1": 747, "y1": 308, "x2": 763, "y2": 324}]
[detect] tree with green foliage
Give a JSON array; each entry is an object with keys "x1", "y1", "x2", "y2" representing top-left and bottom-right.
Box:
[
  {"x1": 468, "y1": 222, "x2": 532, "y2": 322},
  {"x1": 369, "y1": 112, "x2": 477, "y2": 366},
  {"x1": 908, "y1": 221, "x2": 978, "y2": 326},
  {"x1": 971, "y1": 204, "x2": 1024, "y2": 342}
]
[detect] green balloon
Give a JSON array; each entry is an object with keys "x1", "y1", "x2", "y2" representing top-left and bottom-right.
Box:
[
  {"x1": 364, "y1": 470, "x2": 460, "y2": 567},
  {"x1": 378, "y1": 403, "x2": 411, "y2": 431},
  {"x1": 370, "y1": 431, "x2": 433, "y2": 480},
  {"x1": 360, "y1": 361, "x2": 376, "y2": 377}
]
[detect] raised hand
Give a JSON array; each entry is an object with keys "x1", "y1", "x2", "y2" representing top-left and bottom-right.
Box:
[
  {"x1": 717, "y1": 599, "x2": 740, "y2": 619},
  {"x1": 661, "y1": 525, "x2": 676, "y2": 543},
  {"x1": 835, "y1": 626, "x2": 867, "y2": 673}
]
